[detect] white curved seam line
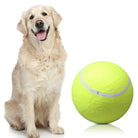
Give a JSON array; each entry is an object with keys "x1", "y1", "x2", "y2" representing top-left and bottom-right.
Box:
[{"x1": 80, "y1": 68, "x2": 130, "y2": 97}]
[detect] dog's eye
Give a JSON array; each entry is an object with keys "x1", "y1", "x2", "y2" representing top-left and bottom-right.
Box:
[
  {"x1": 29, "y1": 15, "x2": 34, "y2": 20},
  {"x1": 42, "y1": 12, "x2": 47, "y2": 16}
]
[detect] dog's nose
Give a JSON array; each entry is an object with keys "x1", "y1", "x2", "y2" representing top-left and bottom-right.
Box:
[{"x1": 35, "y1": 20, "x2": 44, "y2": 28}]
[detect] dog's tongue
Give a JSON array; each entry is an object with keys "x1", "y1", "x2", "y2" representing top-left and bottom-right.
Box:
[{"x1": 36, "y1": 31, "x2": 46, "y2": 41}]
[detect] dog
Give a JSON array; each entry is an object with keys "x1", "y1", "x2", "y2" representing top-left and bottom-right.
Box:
[{"x1": 4, "y1": 5, "x2": 67, "y2": 138}]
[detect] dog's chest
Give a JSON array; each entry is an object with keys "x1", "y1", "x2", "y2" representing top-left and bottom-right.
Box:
[
  {"x1": 31, "y1": 57, "x2": 64, "y2": 108},
  {"x1": 30, "y1": 56, "x2": 64, "y2": 89}
]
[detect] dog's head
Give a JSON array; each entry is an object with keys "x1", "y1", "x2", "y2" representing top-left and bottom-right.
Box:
[{"x1": 17, "y1": 5, "x2": 62, "y2": 42}]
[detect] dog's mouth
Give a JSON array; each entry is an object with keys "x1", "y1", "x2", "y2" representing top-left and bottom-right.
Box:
[{"x1": 31, "y1": 26, "x2": 50, "y2": 41}]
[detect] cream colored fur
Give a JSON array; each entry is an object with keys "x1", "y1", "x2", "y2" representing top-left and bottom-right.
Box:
[{"x1": 4, "y1": 5, "x2": 67, "y2": 138}]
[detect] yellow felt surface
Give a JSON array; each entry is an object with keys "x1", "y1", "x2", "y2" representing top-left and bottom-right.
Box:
[
  {"x1": 83, "y1": 61, "x2": 129, "y2": 94},
  {"x1": 72, "y1": 62, "x2": 133, "y2": 123}
]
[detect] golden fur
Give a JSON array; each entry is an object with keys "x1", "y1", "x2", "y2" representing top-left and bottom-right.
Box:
[{"x1": 4, "y1": 5, "x2": 67, "y2": 138}]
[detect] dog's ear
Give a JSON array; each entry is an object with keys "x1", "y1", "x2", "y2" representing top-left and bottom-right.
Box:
[
  {"x1": 17, "y1": 12, "x2": 28, "y2": 36},
  {"x1": 47, "y1": 6, "x2": 62, "y2": 28}
]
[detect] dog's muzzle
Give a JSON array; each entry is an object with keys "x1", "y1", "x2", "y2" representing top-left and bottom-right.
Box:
[{"x1": 31, "y1": 20, "x2": 50, "y2": 41}]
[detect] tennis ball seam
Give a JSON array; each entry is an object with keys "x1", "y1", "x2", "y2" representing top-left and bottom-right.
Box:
[{"x1": 80, "y1": 67, "x2": 131, "y2": 97}]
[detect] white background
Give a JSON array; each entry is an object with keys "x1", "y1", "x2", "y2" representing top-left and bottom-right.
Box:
[{"x1": 0, "y1": 0, "x2": 138, "y2": 138}]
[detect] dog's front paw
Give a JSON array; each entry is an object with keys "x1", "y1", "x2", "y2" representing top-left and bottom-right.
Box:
[
  {"x1": 51, "y1": 126, "x2": 64, "y2": 134},
  {"x1": 27, "y1": 128, "x2": 40, "y2": 138}
]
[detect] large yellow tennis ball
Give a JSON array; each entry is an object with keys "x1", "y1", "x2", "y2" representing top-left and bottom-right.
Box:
[{"x1": 72, "y1": 61, "x2": 133, "y2": 123}]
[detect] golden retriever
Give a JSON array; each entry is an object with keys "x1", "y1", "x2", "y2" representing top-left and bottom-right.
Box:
[{"x1": 4, "y1": 5, "x2": 67, "y2": 138}]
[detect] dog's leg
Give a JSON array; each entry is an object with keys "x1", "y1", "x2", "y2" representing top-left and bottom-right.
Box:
[
  {"x1": 5, "y1": 99, "x2": 25, "y2": 130},
  {"x1": 22, "y1": 92, "x2": 39, "y2": 138},
  {"x1": 48, "y1": 94, "x2": 64, "y2": 134}
]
